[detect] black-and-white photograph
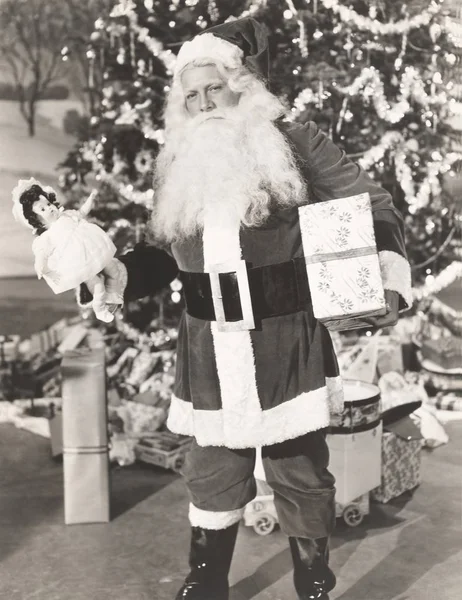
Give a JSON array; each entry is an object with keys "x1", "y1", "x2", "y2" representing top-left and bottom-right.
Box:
[{"x1": 0, "y1": 1, "x2": 461, "y2": 599}]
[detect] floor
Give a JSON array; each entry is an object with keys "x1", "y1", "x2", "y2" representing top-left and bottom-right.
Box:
[{"x1": 0, "y1": 421, "x2": 461, "y2": 600}]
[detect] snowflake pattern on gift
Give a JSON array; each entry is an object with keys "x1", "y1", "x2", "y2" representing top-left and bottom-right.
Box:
[
  {"x1": 314, "y1": 262, "x2": 383, "y2": 315},
  {"x1": 338, "y1": 297, "x2": 354, "y2": 312},
  {"x1": 357, "y1": 266, "x2": 371, "y2": 279},
  {"x1": 320, "y1": 202, "x2": 340, "y2": 219},
  {"x1": 318, "y1": 279, "x2": 331, "y2": 293},
  {"x1": 356, "y1": 266, "x2": 382, "y2": 305},
  {"x1": 334, "y1": 226, "x2": 351, "y2": 248},
  {"x1": 319, "y1": 263, "x2": 333, "y2": 282},
  {"x1": 355, "y1": 196, "x2": 370, "y2": 213},
  {"x1": 339, "y1": 211, "x2": 353, "y2": 223}
]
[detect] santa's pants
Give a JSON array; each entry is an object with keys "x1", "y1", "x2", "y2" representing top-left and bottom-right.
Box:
[{"x1": 181, "y1": 429, "x2": 336, "y2": 538}]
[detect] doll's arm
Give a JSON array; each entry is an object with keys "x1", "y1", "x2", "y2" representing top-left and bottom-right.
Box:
[
  {"x1": 79, "y1": 189, "x2": 98, "y2": 217},
  {"x1": 32, "y1": 235, "x2": 53, "y2": 279}
]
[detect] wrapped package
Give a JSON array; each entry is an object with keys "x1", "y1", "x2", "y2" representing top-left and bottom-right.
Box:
[
  {"x1": 371, "y1": 416, "x2": 422, "y2": 503},
  {"x1": 327, "y1": 421, "x2": 382, "y2": 505},
  {"x1": 61, "y1": 347, "x2": 110, "y2": 524},
  {"x1": 299, "y1": 193, "x2": 386, "y2": 330}
]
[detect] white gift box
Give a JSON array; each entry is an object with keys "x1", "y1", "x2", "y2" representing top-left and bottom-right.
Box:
[
  {"x1": 327, "y1": 421, "x2": 382, "y2": 505},
  {"x1": 299, "y1": 193, "x2": 386, "y2": 329}
]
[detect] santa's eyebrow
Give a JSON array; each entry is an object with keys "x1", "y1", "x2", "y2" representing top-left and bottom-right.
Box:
[{"x1": 185, "y1": 80, "x2": 224, "y2": 93}]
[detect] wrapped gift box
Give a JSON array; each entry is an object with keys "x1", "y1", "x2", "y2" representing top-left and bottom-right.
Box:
[
  {"x1": 329, "y1": 379, "x2": 381, "y2": 431},
  {"x1": 299, "y1": 193, "x2": 386, "y2": 330},
  {"x1": 61, "y1": 347, "x2": 110, "y2": 524},
  {"x1": 371, "y1": 416, "x2": 422, "y2": 503},
  {"x1": 327, "y1": 421, "x2": 382, "y2": 506},
  {"x1": 421, "y1": 337, "x2": 462, "y2": 371}
]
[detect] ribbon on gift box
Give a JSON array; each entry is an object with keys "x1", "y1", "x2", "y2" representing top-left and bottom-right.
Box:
[
  {"x1": 63, "y1": 445, "x2": 108, "y2": 454},
  {"x1": 304, "y1": 245, "x2": 376, "y2": 265}
]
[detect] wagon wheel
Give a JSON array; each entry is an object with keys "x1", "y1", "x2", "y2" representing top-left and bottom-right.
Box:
[
  {"x1": 343, "y1": 504, "x2": 364, "y2": 527},
  {"x1": 253, "y1": 514, "x2": 276, "y2": 536},
  {"x1": 172, "y1": 455, "x2": 184, "y2": 473}
]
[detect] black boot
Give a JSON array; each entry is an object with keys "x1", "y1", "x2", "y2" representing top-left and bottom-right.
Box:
[
  {"x1": 289, "y1": 536, "x2": 336, "y2": 600},
  {"x1": 175, "y1": 522, "x2": 239, "y2": 600}
]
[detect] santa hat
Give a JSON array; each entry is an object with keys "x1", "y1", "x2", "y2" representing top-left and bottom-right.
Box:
[
  {"x1": 12, "y1": 178, "x2": 57, "y2": 230},
  {"x1": 174, "y1": 17, "x2": 270, "y2": 81}
]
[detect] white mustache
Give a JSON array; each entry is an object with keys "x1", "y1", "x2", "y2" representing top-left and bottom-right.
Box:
[{"x1": 188, "y1": 107, "x2": 242, "y2": 129}]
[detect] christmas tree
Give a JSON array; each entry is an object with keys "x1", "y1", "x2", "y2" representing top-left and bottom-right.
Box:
[{"x1": 59, "y1": 0, "x2": 462, "y2": 326}]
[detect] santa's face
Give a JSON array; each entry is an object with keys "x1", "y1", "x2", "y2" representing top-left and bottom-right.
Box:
[
  {"x1": 150, "y1": 68, "x2": 306, "y2": 244},
  {"x1": 181, "y1": 64, "x2": 240, "y2": 117},
  {"x1": 32, "y1": 196, "x2": 60, "y2": 227}
]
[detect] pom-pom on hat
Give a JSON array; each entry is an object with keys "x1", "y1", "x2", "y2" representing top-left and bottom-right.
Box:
[{"x1": 174, "y1": 17, "x2": 270, "y2": 81}]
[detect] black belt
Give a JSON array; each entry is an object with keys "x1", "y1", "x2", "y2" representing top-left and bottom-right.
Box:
[{"x1": 179, "y1": 257, "x2": 311, "y2": 325}]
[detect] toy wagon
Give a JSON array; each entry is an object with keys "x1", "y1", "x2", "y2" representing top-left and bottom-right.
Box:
[
  {"x1": 335, "y1": 492, "x2": 370, "y2": 527},
  {"x1": 243, "y1": 479, "x2": 279, "y2": 535},
  {"x1": 244, "y1": 481, "x2": 370, "y2": 535},
  {"x1": 134, "y1": 431, "x2": 192, "y2": 473}
]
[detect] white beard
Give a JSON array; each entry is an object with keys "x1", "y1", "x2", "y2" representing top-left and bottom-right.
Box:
[{"x1": 150, "y1": 104, "x2": 306, "y2": 244}]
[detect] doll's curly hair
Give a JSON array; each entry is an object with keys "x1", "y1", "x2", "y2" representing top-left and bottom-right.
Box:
[{"x1": 19, "y1": 185, "x2": 61, "y2": 235}]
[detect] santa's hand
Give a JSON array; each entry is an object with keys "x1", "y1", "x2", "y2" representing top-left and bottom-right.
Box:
[{"x1": 363, "y1": 290, "x2": 400, "y2": 329}]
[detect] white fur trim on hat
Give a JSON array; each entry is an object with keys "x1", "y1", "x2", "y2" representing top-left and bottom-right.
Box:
[
  {"x1": 174, "y1": 32, "x2": 244, "y2": 79},
  {"x1": 11, "y1": 177, "x2": 42, "y2": 230}
]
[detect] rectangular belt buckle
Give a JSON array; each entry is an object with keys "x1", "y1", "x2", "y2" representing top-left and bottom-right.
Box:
[{"x1": 208, "y1": 260, "x2": 255, "y2": 332}]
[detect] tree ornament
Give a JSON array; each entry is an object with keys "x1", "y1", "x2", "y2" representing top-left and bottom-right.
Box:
[
  {"x1": 429, "y1": 22, "x2": 442, "y2": 43},
  {"x1": 117, "y1": 47, "x2": 126, "y2": 64},
  {"x1": 207, "y1": 0, "x2": 219, "y2": 22}
]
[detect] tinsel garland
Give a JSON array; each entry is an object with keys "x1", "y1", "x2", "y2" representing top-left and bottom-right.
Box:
[
  {"x1": 115, "y1": 315, "x2": 178, "y2": 349},
  {"x1": 444, "y1": 14, "x2": 462, "y2": 48},
  {"x1": 358, "y1": 131, "x2": 403, "y2": 170},
  {"x1": 318, "y1": 0, "x2": 442, "y2": 35},
  {"x1": 99, "y1": 172, "x2": 155, "y2": 208},
  {"x1": 337, "y1": 66, "x2": 447, "y2": 123},
  {"x1": 358, "y1": 133, "x2": 462, "y2": 212},
  {"x1": 81, "y1": 139, "x2": 155, "y2": 208},
  {"x1": 111, "y1": 0, "x2": 176, "y2": 74},
  {"x1": 402, "y1": 152, "x2": 462, "y2": 211},
  {"x1": 236, "y1": 0, "x2": 268, "y2": 19},
  {"x1": 291, "y1": 66, "x2": 448, "y2": 125},
  {"x1": 115, "y1": 100, "x2": 165, "y2": 144},
  {"x1": 413, "y1": 262, "x2": 462, "y2": 300}
]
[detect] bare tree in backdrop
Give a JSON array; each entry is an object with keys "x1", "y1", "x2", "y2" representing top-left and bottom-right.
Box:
[{"x1": 0, "y1": 0, "x2": 113, "y2": 137}]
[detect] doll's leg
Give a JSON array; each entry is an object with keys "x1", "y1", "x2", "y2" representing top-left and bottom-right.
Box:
[
  {"x1": 102, "y1": 258, "x2": 127, "y2": 306},
  {"x1": 86, "y1": 274, "x2": 114, "y2": 323}
]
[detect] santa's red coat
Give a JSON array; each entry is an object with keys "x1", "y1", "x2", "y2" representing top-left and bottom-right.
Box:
[{"x1": 120, "y1": 121, "x2": 411, "y2": 448}]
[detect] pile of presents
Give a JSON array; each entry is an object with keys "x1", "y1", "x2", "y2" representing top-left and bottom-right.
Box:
[{"x1": 0, "y1": 315, "x2": 190, "y2": 474}]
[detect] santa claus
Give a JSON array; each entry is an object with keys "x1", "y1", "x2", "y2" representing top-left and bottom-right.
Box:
[{"x1": 80, "y1": 17, "x2": 411, "y2": 600}]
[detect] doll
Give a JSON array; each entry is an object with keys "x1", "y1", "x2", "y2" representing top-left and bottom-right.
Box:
[{"x1": 12, "y1": 178, "x2": 123, "y2": 323}]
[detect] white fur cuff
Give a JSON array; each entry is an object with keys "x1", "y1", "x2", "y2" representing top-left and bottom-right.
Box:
[
  {"x1": 379, "y1": 250, "x2": 412, "y2": 310},
  {"x1": 189, "y1": 503, "x2": 245, "y2": 530}
]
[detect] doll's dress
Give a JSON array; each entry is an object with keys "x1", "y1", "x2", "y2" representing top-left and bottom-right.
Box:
[{"x1": 32, "y1": 210, "x2": 116, "y2": 294}]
